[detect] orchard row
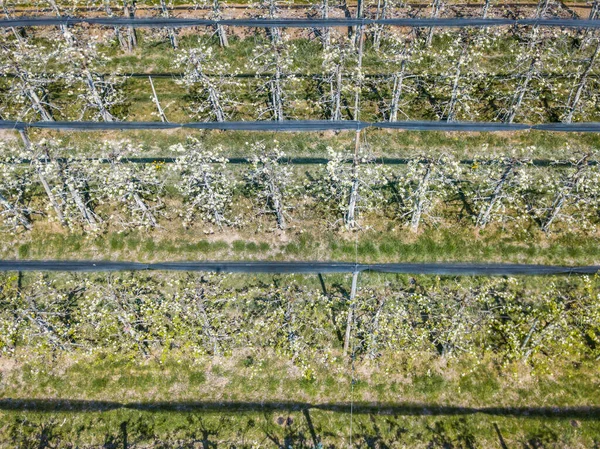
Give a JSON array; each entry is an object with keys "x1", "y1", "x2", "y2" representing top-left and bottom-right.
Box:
[
  {"x1": 1, "y1": 271, "x2": 598, "y2": 369},
  {"x1": 1, "y1": 138, "x2": 599, "y2": 233},
  {"x1": 2, "y1": 0, "x2": 600, "y2": 124}
]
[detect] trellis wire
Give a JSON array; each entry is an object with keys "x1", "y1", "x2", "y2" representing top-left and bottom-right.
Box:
[{"x1": 0, "y1": 260, "x2": 598, "y2": 275}]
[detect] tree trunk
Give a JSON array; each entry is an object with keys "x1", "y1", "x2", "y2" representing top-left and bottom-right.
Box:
[
  {"x1": 426, "y1": 0, "x2": 444, "y2": 47},
  {"x1": 47, "y1": 0, "x2": 74, "y2": 45},
  {"x1": 343, "y1": 270, "x2": 359, "y2": 356},
  {"x1": 345, "y1": 176, "x2": 360, "y2": 227},
  {"x1": 85, "y1": 69, "x2": 115, "y2": 122},
  {"x1": 476, "y1": 160, "x2": 516, "y2": 228},
  {"x1": 285, "y1": 300, "x2": 298, "y2": 357},
  {"x1": 105, "y1": 0, "x2": 128, "y2": 50},
  {"x1": 19, "y1": 130, "x2": 66, "y2": 227},
  {"x1": 564, "y1": 39, "x2": 600, "y2": 123},
  {"x1": 160, "y1": 0, "x2": 178, "y2": 49},
  {"x1": 196, "y1": 286, "x2": 221, "y2": 356},
  {"x1": 321, "y1": 0, "x2": 330, "y2": 48},
  {"x1": 590, "y1": 0, "x2": 600, "y2": 20},
  {"x1": 207, "y1": 85, "x2": 226, "y2": 122},
  {"x1": 373, "y1": 0, "x2": 387, "y2": 49},
  {"x1": 2, "y1": 4, "x2": 27, "y2": 42},
  {"x1": 202, "y1": 172, "x2": 224, "y2": 227},
  {"x1": 445, "y1": 45, "x2": 467, "y2": 122},
  {"x1": 0, "y1": 192, "x2": 32, "y2": 230},
  {"x1": 192, "y1": 61, "x2": 226, "y2": 121},
  {"x1": 368, "y1": 298, "x2": 386, "y2": 358},
  {"x1": 354, "y1": 0, "x2": 364, "y2": 48},
  {"x1": 268, "y1": 176, "x2": 286, "y2": 230},
  {"x1": 266, "y1": 0, "x2": 281, "y2": 43},
  {"x1": 332, "y1": 65, "x2": 342, "y2": 120},
  {"x1": 504, "y1": 53, "x2": 537, "y2": 123},
  {"x1": 149, "y1": 76, "x2": 168, "y2": 122},
  {"x1": 18, "y1": 72, "x2": 54, "y2": 121},
  {"x1": 133, "y1": 191, "x2": 158, "y2": 227},
  {"x1": 481, "y1": 0, "x2": 491, "y2": 18},
  {"x1": 346, "y1": 24, "x2": 365, "y2": 228},
  {"x1": 38, "y1": 171, "x2": 67, "y2": 227},
  {"x1": 270, "y1": 60, "x2": 284, "y2": 122},
  {"x1": 67, "y1": 183, "x2": 99, "y2": 229},
  {"x1": 541, "y1": 156, "x2": 589, "y2": 232},
  {"x1": 124, "y1": 1, "x2": 138, "y2": 52},
  {"x1": 410, "y1": 162, "x2": 433, "y2": 232},
  {"x1": 345, "y1": 125, "x2": 362, "y2": 228},
  {"x1": 389, "y1": 62, "x2": 406, "y2": 122}
]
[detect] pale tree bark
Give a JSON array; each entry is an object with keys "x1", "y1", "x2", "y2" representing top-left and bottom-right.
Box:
[
  {"x1": 104, "y1": 0, "x2": 129, "y2": 51},
  {"x1": 37, "y1": 169, "x2": 66, "y2": 226},
  {"x1": 367, "y1": 298, "x2": 386, "y2": 359},
  {"x1": 589, "y1": 0, "x2": 599, "y2": 20},
  {"x1": 201, "y1": 172, "x2": 225, "y2": 226},
  {"x1": 388, "y1": 63, "x2": 406, "y2": 122},
  {"x1": 563, "y1": 38, "x2": 600, "y2": 123},
  {"x1": 344, "y1": 21, "x2": 365, "y2": 228},
  {"x1": 270, "y1": 59, "x2": 285, "y2": 122},
  {"x1": 24, "y1": 82, "x2": 54, "y2": 121},
  {"x1": 6, "y1": 54, "x2": 55, "y2": 121},
  {"x1": 46, "y1": 0, "x2": 75, "y2": 45},
  {"x1": 343, "y1": 270, "x2": 360, "y2": 357},
  {"x1": 133, "y1": 191, "x2": 158, "y2": 227},
  {"x1": 481, "y1": 0, "x2": 492, "y2": 18},
  {"x1": 188, "y1": 58, "x2": 226, "y2": 121},
  {"x1": 330, "y1": 64, "x2": 343, "y2": 120},
  {"x1": 208, "y1": 84, "x2": 226, "y2": 122},
  {"x1": 284, "y1": 299, "x2": 298, "y2": 358},
  {"x1": 264, "y1": 0, "x2": 281, "y2": 43},
  {"x1": 18, "y1": 129, "x2": 67, "y2": 227},
  {"x1": 66, "y1": 181, "x2": 99, "y2": 230},
  {"x1": 504, "y1": 55, "x2": 537, "y2": 123},
  {"x1": 195, "y1": 285, "x2": 221, "y2": 356},
  {"x1": 159, "y1": 0, "x2": 178, "y2": 49},
  {"x1": 0, "y1": 191, "x2": 32, "y2": 230},
  {"x1": 269, "y1": 176, "x2": 286, "y2": 230},
  {"x1": 541, "y1": 155, "x2": 590, "y2": 233},
  {"x1": 55, "y1": 156, "x2": 100, "y2": 230},
  {"x1": 373, "y1": 0, "x2": 388, "y2": 49},
  {"x1": 445, "y1": 42, "x2": 468, "y2": 122},
  {"x1": 321, "y1": 0, "x2": 330, "y2": 48},
  {"x1": 84, "y1": 68, "x2": 116, "y2": 122},
  {"x1": 475, "y1": 159, "x2": 517, "y2": 228},
  {"x1": 410, "y1": 160, "x2": 433, "y2": 233},
  {"x1": 213, "y1": 0, "x2": 228, "y2": 47},
  {"x1": 354, "y1": 0, "x2": 364, "y2": 48},
  {"x1": 582, "y1": 1, "x2": 599, "y2": 45},
  {"x1": 149, "y1": 76, "x2": 168, "y2": 122},
  {"x1": 123, "y1": 0, "x2": 138, "y2": 52},
  {"x1": 22, "y1": 295, "x2": 66, "y2": 350},
  {"x1": 426, "y1": 0, "x2": 444, "y2": 47},
  {"x1": 2, "y1": 2, "x2": 26, "y2": 43},
  {"x1": 503, "y1": 0, "x2": 550, "y2": 122}
]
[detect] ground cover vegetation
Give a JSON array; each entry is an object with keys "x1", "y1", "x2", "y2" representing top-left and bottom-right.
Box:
[
  {"x1": 0, "y1": 271, "x2": 599, "y2": 446},
  {"x1": 1, "y1": 0, "x2": 600, "y2": 447}
]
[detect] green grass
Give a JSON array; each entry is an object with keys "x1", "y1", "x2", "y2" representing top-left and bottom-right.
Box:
[
  {"x1": 1, "y1": 351, "x2": 599, "y2": 447},
  {"x1": 15, "y1": 126, "x2": 600, "y2": 161},
  {"x1": 3, "y1": 226, "x2": 599, "y2": 265}
]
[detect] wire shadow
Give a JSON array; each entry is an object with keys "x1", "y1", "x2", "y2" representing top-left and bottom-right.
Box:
[{"x1": 1, "y1": 399, "x2": 599, "y2": 420}]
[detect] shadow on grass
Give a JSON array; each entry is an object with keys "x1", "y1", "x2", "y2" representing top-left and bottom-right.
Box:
[{"x1": 1, "y1": 399, "x2": 599, "y2": 419}]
